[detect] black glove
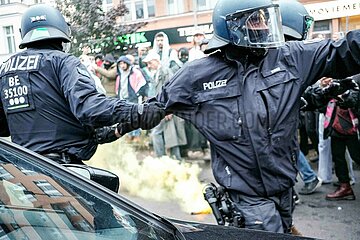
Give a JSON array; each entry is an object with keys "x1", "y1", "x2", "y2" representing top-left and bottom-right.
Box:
[
  {"x1": 321, "y1": 77, "x2": 359, "y2": 98},
  {"x1": 337, "y1": 90, "x2": 360, "y2": 109},
  {"x1": 94, "y1": 126, "x2": 118, "y2": 144},
  {"x1": 117, "y1": 102, "x2": 166, "y2": 136}
]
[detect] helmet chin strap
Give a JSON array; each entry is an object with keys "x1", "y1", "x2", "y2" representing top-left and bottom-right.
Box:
[
  {"x1": 224, "y1": 45, "x2": 268, "y2": 66},
  {"x1": 248, "y1": 47, "x2": 268, "y2": 57}
]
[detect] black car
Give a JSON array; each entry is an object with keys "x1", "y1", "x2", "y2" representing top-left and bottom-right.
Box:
[{"x1": 0, "y1": 138, "x2": 315, "y2": 240}]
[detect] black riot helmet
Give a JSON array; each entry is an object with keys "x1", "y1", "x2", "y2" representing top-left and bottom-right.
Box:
[
  {"x1": 205, "y1": 0, "x2": 285, "y2": 53},
  {"x1": 279, "y1": 0, "x2": 314, "y2": 41},
  {"x1": 178, "y1": 47, "x2": 189, "y2": 63},
  {"x1": 19, "y1": 4, "x2": 71, "y2": 49}
]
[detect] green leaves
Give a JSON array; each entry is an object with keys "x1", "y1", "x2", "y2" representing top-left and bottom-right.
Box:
[{"x1": 55, "y1": 0, "x2": 146, "y2": 55}]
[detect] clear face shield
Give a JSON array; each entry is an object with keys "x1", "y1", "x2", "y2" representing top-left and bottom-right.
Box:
[{"x1": 226, "y1": 5, "x2": 285, "y2": 48}]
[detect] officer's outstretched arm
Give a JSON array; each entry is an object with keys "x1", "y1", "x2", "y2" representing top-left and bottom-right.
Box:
[{"x1": 116, "y1": 102, "x2": 166, "y2": 136}]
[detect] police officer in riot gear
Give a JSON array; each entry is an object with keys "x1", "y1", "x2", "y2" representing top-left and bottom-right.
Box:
[
  {"x1": 279, "y1": 0, "x2": 314, "y2": 42},
  {"x1": 119, "y1": 0, "x2": 360, "y2": 234},
  {"x1": 0, "y1": 4, "x2": 165, "y2": 164}
]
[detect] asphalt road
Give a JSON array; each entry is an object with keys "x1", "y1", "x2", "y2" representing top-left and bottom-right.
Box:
[{"x1": 121, "y1": 159, "x2": 360, "y2": 240}]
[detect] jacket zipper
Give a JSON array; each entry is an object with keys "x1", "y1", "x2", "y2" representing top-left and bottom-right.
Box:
[
  {"x1": 259, "y1": 91, "x2": 272, "y2": 142},
  {"x1": 225, "y1": 166, "x2": 231, "y2": 187},
  {"x1": 241, "y1": 67, "x2": 268, "y2": 195}
]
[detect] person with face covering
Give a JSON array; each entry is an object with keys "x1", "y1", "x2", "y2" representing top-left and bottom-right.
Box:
[
  {"x1": 170, "y1": 47, "x2": 189, "y2": 74},
  {"x1": 92, "y1": 54, "x2": 117, "y2": 97}
]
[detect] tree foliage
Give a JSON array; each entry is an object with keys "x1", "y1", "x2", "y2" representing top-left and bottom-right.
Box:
[{"x1": 56, "y1": 0, "x2": 146, "y2": 56}]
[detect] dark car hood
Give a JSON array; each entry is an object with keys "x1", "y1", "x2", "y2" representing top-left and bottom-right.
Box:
[{"x1": 169, "y1": 219, "x2": 317, "y2": 240}]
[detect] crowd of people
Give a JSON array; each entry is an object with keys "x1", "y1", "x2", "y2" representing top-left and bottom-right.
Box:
[{"x1": 79, "y1": 30, "x2": 211, "y2": 161}]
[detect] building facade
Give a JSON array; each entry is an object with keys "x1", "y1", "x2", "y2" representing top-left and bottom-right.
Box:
[
  {"x1": 0, "y1": 0, "x2": 56, "y2": 62},
  {"x1": 1, "y1": 0, "x2": 360, "y2": 60},
  {"x1": 119, "y1": 0, "x2": 360, "y2": 50}
]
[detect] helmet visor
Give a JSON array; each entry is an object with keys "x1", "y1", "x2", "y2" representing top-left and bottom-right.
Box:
[{"x1": 226, "y1": 5, "x2": 284, "y2": 48}]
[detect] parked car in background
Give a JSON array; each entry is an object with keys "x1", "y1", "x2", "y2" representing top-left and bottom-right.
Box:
[{"x1": 0, "y1": 138, "x2": 314, "y2": 239}]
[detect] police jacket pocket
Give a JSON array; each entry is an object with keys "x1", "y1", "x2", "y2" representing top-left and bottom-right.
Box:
[
  {"x1": 192, "y1": 84, "x2": 242, "y2": 141},
  {"x1": 237, "y1": 201, "x2": 282, "y2": 231},
  {"x1": 257, "y1": 68, "x2": 298, "y2": 93}
]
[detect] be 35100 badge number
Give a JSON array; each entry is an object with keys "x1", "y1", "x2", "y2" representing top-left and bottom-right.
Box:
[{"x1": 3, "y1": 75, "x2": 29, "y2": 110}]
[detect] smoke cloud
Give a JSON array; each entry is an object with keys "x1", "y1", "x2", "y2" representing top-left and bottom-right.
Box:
[{"x1": 88, "y1": 139, "x2": 210, "y2": 214}]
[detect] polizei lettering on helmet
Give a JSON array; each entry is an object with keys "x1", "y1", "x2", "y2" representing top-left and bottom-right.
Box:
[
  {"x1": 203, "y1": 79, "x2": 228, "y2": 90},
  {"x1": 0, "y1": 55, "x2": 40, "y2": 75}
]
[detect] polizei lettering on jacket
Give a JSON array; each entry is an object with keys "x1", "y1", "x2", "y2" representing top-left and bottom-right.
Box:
[
  {"x1": 203, "y1": 79, "x2": 228, "y2": 90},
  {"x1": 0, "y1": 55, "x2": 40, "y2": 75}
]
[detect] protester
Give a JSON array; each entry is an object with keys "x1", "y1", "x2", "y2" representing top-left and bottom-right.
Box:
[
  {"x1": 92, "y1": 53, "x2": 117, "y2": 97},
  {"x1": 170, "y1": 47, "x2": 189, "y2": 74},
  {"x1": 115, "y1": 55, "x2": 148, "y2": 142},
  {"x1": 142, "y1": 50, "x2": 187, "y2": 160},
  {"x1": 188, "y1": 31, "x2": 206, "y2": 62},
  {"x1": 94, "y1": 54, "x2": 104, "y2": 77},
  {"x1": 152, "y1": 31, "x2": 177, "y2": 68},
  {"x1": 303, "y1": 76, "x2": 359, "y2": 200},
  {"x1": 297, "y1": 151, "x2": 322, "y2": 195},
  {"x1": 79, "y1": 45, "x2": 106, "y2": 94}
]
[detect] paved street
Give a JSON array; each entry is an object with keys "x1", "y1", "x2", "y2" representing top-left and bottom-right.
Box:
[{"x1": 121, "y1": 159, "x2": 360, "y2": 240}]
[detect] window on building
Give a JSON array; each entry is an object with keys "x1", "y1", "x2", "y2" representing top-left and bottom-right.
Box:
[
  {"x1": 312, "y1": 20, "x2": 331, "y2": 39},
  {"x1": 0, "y1": 0, "x2": 10, "y2": 5},
  {"x1": 135, "y1": 0, "x2": 144, "y2": 19},
  {"x1": 4, "y1": 26, "x2": 16, "y2": 54},
  {"x1": 147, "y1": 0, "x2": 155, "y2": 18},
  {"x1": 167, "y1": 0, "x2": 184, "y2": 15},
  {"x1": 34, "y1": 0, "x2": 44, "y2": 3},
  {"x1": 124, "y1": 1, "x2": 132, "y2": 21},
  {"x1": 52, "y1": 203, "x2": 93, "y2": 231},
  {"x1": 20, "y1": 167, "x2": 39, "y2": 176},
  {"x1": 14, "y1": 183, "x2": 37, "y2": 203},
  {"x1": 124, "y1": 0, "x2": 156, "y2": 21},
  {"x1": 196, "y1": 0, "x2": 217, "y2": 11},
  {"x1": 34, "y1": 180, "x2": 63, "y2": 198},
  {"x1": 0, "y1": 166, "x2": 13, "y2": 180}
]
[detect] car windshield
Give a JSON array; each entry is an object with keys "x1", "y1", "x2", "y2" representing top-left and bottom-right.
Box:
[{"x1": 0, "y1": 140, "x2": 176, "y2": 240}]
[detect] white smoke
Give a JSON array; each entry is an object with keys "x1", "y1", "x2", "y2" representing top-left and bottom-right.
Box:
[{"x1": 88, "y1": 139, "x2": 210, "y2": 214}]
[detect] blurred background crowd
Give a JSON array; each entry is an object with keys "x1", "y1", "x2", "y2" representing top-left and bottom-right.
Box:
[
  {"x1": 83, "y1": 29, "x2": 360, "y2": 205},
  {"x1": 81, "y1": 31, "x2": 211, "y2": 161}
]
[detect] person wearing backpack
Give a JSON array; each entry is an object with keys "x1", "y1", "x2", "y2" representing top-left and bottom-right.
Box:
[{"x1": 303, "y1": 76, "x2": 360, "y2": 200}]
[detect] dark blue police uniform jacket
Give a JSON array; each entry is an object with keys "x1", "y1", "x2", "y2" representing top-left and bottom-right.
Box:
[
  {"x1": 156, "y1": 31, "x2": 360, "y2": 197},
  {"x1": 0, "y1": 47, "x2": 134, "y2": 160}
]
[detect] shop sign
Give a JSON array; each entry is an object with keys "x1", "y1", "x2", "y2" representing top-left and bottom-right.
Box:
[
  {"x1": 115, "y1": 23, "x2": 214, "y2": 47},
  {"x1": 305, "y1": 0, "x2": 360, "y2": 21}
]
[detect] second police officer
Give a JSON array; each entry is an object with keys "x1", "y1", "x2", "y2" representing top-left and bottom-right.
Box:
[
  {"x1": 0, "y1": 4, "x2": 165, "y2": 164},
  {"x1": 119, "y1": 0, "x2": 360, "y2": 234}
]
